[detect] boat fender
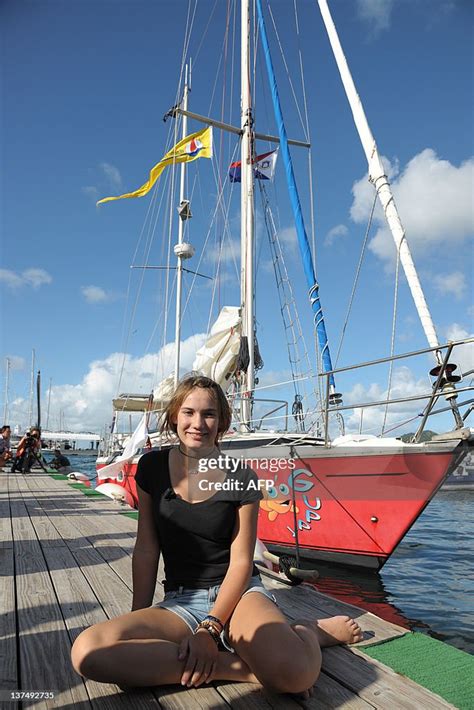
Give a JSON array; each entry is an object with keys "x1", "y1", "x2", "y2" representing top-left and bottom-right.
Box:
[{"x1": 68, "y1": 472, "x2": 90, "y2": 482}]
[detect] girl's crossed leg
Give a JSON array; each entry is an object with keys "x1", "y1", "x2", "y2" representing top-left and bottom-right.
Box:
[{"x1": 71, "y1": 607, "x2": 256, "y2": 688}]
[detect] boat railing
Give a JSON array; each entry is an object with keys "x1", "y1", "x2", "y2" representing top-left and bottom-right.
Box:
[
  {"x1": 231, "y1": 397, "x2": 289, "y2": 431},
  {"x1": 319, "y1": 337, "x2": 474, "y2": 445}
]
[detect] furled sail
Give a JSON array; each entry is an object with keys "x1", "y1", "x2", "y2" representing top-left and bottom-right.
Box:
[{"x1": 191, "y1": 306, "x2": 242, "y2": 389}]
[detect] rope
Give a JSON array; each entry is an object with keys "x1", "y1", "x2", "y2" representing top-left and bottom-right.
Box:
[
  {"x1": 334, "y1": 191, "x2": 378, "y2": 367},
  {"x1": 382, "y1": 247, "x2": 401, "y2": 434}
]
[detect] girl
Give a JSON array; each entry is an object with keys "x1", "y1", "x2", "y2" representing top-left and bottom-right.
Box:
[{"x1": 71, "y1": 375, "x2": 362, "y2": 695}]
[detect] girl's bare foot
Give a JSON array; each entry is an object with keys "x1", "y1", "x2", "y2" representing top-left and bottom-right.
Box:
[{"x1": 315, "y1": 615, "x2": 363, "y2": 647}]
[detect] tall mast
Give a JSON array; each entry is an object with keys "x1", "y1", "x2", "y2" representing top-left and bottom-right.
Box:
[
  {"x1": 46, "y1": 377, "x2": 52, "y2": 430},
  {"x1": 3, "y1": 357, "x2": 10, "y2": 423},
  {"x1": 173, "y1": 64, "x2": 192, "y2": 387},
  {"x1": 240, "y1": 0, "x2": 255, "y2": 428},
  {"x1": 318, "y1": 0, "x2": 441, "y2": 362},
  {"x1": 36, "y1": 370, "x2": 41, "y2": 429},
  {"x1": 28, "y1": 349, "x2": 35, "y2": 427}
]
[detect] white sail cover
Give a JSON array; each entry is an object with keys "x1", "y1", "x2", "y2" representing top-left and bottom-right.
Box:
[
  {"x1": 97, "y1": 412, "x2": 148, "y2": 480},
  {"x1": 191, "y1": 306, "x2": 242, "y2": 390}
]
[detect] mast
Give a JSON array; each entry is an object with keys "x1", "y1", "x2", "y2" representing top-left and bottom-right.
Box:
[
  {"x1": 240, "y1": 0, "x2": 255, "y2": 428},
  {"x1": 28, "y1": 349, "x2": 35, "y2": 427},
  {"x1": 36, "y1": 370, "x2": 41, "y2": 429},
  {"x1": 317, "y1": 0, "x2": 441, "y2": 361},
  {"x1": 256, "y1": 0, "x2": 337, "y2": 398},
  {"x1": 46, "y1": 377, "x2": 52, "y2": 430},
  {"x1": 173, "y1": 64, "x2": 193, "y2": 387},
  {"x1": 3, "y1": 357, "x2": 10, "y2": 423}
]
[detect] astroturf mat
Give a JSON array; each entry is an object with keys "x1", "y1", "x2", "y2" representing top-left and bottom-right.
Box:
[{"x1": 362, "y1": 632, "x2": 473, "y2": 709}]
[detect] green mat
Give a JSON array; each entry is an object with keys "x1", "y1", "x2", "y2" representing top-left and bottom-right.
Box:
[
  {"x1": 120, "y1": 511, "x2": 139, "y2": 520},
  {"x1": 49, "y1": 473, "x2": 69, "y2": 480},
  {"x1": 362, "y1": 632, "x2": 474, "y2": 709}
]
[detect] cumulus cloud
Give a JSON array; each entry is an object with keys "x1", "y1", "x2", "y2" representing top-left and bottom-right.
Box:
[
  {"x1": 443, "y1": 323, "x2": 474, "y2": 379},
  {"x1": 205, "y1": 239, "x2": 240, "y2": 266},
  {"x1": 342, "y1": 365, "x2": 430, "y2": 435},
  {"x1": 350, "y1": 150, "x2": 474, "y2": 266},
  {"x1": 433, "y1": 272, "x2": 467, "y2": 300},
  {"x1": 82, "y1": 185, "x2": 99, "y2": 200},
  {"x1": 8, "y1": 334, "x2": 207, "y2": 433},
  {"x1": 83, "y1": 162, "x2": 123, "y2": 202},
  {"x1": 81, "y1": 285, "x2": 122, "y2": 304},
  {"x1": 81, "y1": 285, "x2": 112, "y2": 304},
  {"x1": 6, "y1": 355, "x2": 26, "y2": 371},
  {"x1": 0, "y1": 268, "x2": 52, "y2": 290},
  {"x1": 100, "y1": 162, "x2": 123, "y2": 191},
  {"x1": 325, "y1": 224, "x2": 349, "y2": 247},
  {"x1": 356, "y1": 0, "x2": 394, "y2": 34},
  {"x1": 278, "y1": 227, "x2": 297, "y2": 246}
]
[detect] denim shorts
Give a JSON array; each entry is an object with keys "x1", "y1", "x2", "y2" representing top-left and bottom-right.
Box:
[{"x1": 155, "y1": 574, "x2": 277, "y2": 652}]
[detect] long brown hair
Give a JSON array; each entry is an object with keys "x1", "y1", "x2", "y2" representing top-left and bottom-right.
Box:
[{"x1": 160, "y1": 375, "x2": 232, "y2": 445}]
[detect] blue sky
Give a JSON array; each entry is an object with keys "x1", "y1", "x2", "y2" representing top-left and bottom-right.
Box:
[{"x1": 1, "y1": 0, "x2": 473, "y2": 436}]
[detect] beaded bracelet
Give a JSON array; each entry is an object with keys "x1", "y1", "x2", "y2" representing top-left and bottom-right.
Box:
[
  {"x1": 204, "y1": 614, "x2": 224, "y2": 631},
  {"x1": 195, "y1": 621, "x2": 220, "y2": 645}
]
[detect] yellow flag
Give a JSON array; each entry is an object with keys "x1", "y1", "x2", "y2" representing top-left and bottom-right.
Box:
[{"x1": 97, "y1": 126, "x2": 213, "y2": 206}]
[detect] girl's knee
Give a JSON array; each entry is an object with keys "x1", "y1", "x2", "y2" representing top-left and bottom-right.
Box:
[
  {"x1": 71, "y1": 624, "x2": 115, "y2": 678},
  {"x1": 246, "y1": 625, "x2": 322, "y2": 693}
]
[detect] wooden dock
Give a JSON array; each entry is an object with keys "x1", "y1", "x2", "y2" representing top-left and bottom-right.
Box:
[{"x1": 1, "y1": 472, "x2": 458, "y2": 709}]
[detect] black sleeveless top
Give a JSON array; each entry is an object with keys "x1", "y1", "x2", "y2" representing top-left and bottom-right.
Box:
[{"x1": 135, "y1": 449, "x2": 262, "y2": 591}]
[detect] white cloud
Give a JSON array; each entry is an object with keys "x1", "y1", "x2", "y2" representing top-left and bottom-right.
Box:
[
  {"x1": 82, "y1": 162, "x2": 123, "y2": 202},
  {"x1": 342, "y1": 365, "x2": 430, "y2": 435},
  {"x1": 100, "y1": 162, "x2": 123, "y2": 190},
  {"x1": 350, "y1": 150, "x2": 474, "y2": 266},
  {"x1": 356, "y1": 0, "x2": 394, "y2": 33},
  {"x1": 6, "y1": 355, "x2": 26, "y2": 371},
  {"x1": 0, "y1": 268, "x2": 52, "y2": 290},
  {"x1": 82, "y1": 185, "x2": 99, "y2": 201},
  {"x1": 7, "y1": 334, "x2": 207, "y2": 433},
  {"x1": 205, "y1": 239, "x2": 240, "y2": 266},
  {"x1": 443, "y1": 323, "x2": 474, "y2": 379},
  {"x1": 81, "y1": 285, "x2": 111, "y2": 304},
  {"x1": 433, "y1": 272, "x2": 467, "y2": 300},
  {"x1": 278, "y1": 227, "x2": 297, "y2": 246},
  {"x1": 325, "y1": 224, "x2": 348, "y2": 247}
]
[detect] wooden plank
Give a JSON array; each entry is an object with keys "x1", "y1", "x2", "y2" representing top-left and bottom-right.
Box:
[
  {"x1": 215, "y1": 675, "x2": 375, "y2": 709},
  {"x1": 8, "y1": 474, "x2": 90, "y2": 708},
  {"x1": 153, "y1": 685, "x2": 231, "y2": 709},
  {"x1": 19, "y1": 476, "x2": 230, "y2": 707},
  {"x1": 259, "y1": 580, "x2": 407, "y2": 646},
  {"x1": 16, "y1": 475, "x2": 162, "y2": 708},
  {"x1": 321, "y1": 646, "x2": 455, "y2": 709},
  {"x1": 0, "y1": 474, "x2": 17, "y2": 693},
  {"x1": 28, "y1": 475, "x2": 168, "y2": 605},
  {"x1": 26, "y1": 477, "x2": 140, "y2": 595}
]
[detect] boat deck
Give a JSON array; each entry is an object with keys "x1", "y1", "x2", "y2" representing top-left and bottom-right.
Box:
[{"x1": 1, "y1": 471, "x2": 458, "y2": 709}]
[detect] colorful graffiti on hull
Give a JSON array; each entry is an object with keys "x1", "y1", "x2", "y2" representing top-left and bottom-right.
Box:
[{"x1": 259, "y1": 467, "x2": 321, "y2": 538}]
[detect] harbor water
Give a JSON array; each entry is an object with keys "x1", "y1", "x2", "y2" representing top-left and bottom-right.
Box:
[{"x1": 69, "y1": 454, "x2": 473, "y2": 654}]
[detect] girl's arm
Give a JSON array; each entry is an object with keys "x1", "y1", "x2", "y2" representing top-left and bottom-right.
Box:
[
  {"x1": 208, "y1": 500, "x2": 259, "y2": 624},
  {"x1": 131, "y1": 484, "x2": 160, "y2": 611}
]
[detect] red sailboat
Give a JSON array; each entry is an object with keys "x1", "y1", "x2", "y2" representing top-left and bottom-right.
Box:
[{"x1": 95, "y1": 0, "x2": 472, "y2": 570}]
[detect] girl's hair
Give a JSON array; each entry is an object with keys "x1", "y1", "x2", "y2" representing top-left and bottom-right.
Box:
[{"x1": 160, "y1": 375, "x2": 232, "y2": 445}]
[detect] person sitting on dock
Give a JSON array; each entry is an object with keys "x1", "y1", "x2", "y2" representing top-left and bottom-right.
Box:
[
  {"x1": 71, "y1": 375, "x2": 362, "y2": 697},
  {"x1": 48, "y1": 448, "x2": 72, "y2": 474},
  {"x1": 0, "y1": 425, "x2": 12, "y2": 470}
]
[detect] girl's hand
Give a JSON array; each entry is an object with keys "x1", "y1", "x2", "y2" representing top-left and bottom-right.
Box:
[{"x1": 178, "y1": 630, "x2": 219, "y2": 687}]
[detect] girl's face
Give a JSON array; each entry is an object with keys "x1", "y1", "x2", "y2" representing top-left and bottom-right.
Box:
[{"x1": 174, "y1": 387, "x2": 219, "y2": 451}]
